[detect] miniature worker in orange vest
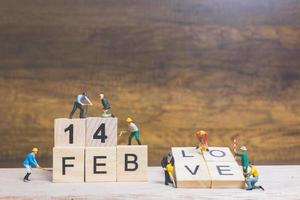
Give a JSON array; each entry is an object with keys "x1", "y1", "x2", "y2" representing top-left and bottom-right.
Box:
[{"x1": 195, "y1": 130, "x2": 209, "y2": 152}]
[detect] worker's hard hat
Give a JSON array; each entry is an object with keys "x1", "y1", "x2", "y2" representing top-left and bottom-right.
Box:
[
  {"x1": 126, "y1": 117, "x2": 133, "y2": 123},
  {"x1": 196, "y1": 130, "x2": 206, "y2": 136},
  {"x1": 32, "y1": 147, "x2": 38, "y2": 152},
  {"x1": 240, "y1": 146, "x2": 247, "y2": 151}
]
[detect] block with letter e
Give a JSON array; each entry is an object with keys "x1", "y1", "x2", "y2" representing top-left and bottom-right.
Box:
[
  {"x1": 116, "y1": 145, "x2": 148, "y2": 182},
  {"x1": 172, "y1": 147, "x2": 211, "y2": 188},
  {"x1": 52, "y1": 147, "x2": 85, "y2": 183},
  {"x1": 54, "y1": 118, "x2": 86, "y2": 146},
  {"x1": 206, "y1": 162, "x2": 245, "y2": 188},
  {"x1": 85, "y1": 147, "x2": 117, "y2": 182},
  {"x1": 86, "y1": 117, "x2": 117, "y2": 147}
]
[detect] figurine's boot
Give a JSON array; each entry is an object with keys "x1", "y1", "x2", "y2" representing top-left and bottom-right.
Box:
[{"x1": 24, "y1": 173, "x2": 31, "y2": 181}]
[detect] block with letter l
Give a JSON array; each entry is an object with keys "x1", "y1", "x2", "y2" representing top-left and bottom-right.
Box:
[
  {"x1": 116, "y1": 145, "x2": 148, "y2": 182},
  {"x1": 52, "y1": 147, "x2": 85, "y2": 183},
  {"x1": 86, "y1": 117, "x2": 117, "y2": 147},
  {"x1": 54, "y1": 118, "x2": 86, "y2": 146},
  {"x1": 85, "y1": 147, "x2": 117, "y2": 182},
  {"x1": 172, "y1": 147, "x2": 211, "y2": 188}
]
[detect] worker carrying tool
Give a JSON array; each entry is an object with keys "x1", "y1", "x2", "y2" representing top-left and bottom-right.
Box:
[
  {"x1": 69, "y1": 92, "x2": 93, "y2": 118},
  {"x1": 161, "y1": 152, "x2": 176, "y2": 187},
  {"x1": 119, "y1": 117, "x2": 142, "y2": 145},
  {"x1": 235, "y1": 146, "x2": 249, "y2": 174},
  {"x1": 195, "y1": 130, "x2": 209, "y2": 152},
  {"x1": 23, "y1": 147, "x2": 43, "y2": 182}
]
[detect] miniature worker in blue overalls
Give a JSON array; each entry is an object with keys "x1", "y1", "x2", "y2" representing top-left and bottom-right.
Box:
[
  {"x1": 23, "y1": 148, "x2": 42, "y2": 182},
  {"x1": 69, "y1": 92, "x2": 93, "y2": 118}
]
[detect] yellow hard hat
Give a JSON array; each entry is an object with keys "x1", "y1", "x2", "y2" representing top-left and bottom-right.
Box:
[
  {"x1": 126, "y1": 117, "x2": 133, "y2": 123},
  {"x1": 196, "y1": 130, "x2": 206, "y2": 136},
  {"x1": 32, "y1": 147, "x2": 38, "y2": 152}
]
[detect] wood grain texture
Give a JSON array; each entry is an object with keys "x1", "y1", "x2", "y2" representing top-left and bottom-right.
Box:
[
  {"x1": 52, "y1": 147, "x2": 85, "y2": 183},
  {"x1": 206, "y1": 162, "x2": 245, "y2": 188},
  {"x1": 85, "y1": 147, "x2": 117, "y2": 182},
  {"x1": 86, "y1": 117, "x2": 117, "y2": 147},
  {"x1": 203, "y1": 147, "x2": 236, "y2": 162},
  {"x1": 117, "y1": 145, "x2": 148, "y2": 182},
  {"x1": 54, "y1": 118, "x2": 86, "y2": 147},
  {"x1": 172, "y1": 147, "x2": 211, "y2": 188}
]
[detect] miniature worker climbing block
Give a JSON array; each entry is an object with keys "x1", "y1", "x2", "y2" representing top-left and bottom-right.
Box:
[
  {"x1": 172, "y1": 147, "x2": 211, "y2": 188},
  {"x1": 54, "y1": 118, "x2": 86, "y2": 146},
  {"x1": 53, "y1": 147, "x2": 85, "y2": 182},
  {"x1": 117, "y1": 145, "x2": 148, "y2": 182},
  {"x1": 86, "y1": 117, "x2": 117, "y2": 147},
  {"x1": 172, "y1": 146, "x2": 245, "y2": 188},
  {"x1": 85, "y1": 147, "x2": 117, "y2": 182}
]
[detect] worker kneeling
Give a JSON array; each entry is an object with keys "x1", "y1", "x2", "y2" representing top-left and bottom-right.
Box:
[{"x1": 245, "y1": 162, "x2": 264, "y2": 191}]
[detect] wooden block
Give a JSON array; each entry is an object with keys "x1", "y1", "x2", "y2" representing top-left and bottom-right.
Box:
[
  {"x1": 54, "y1": 118, "x2": 86, "y2": 147},
  {"x1": 86, "y1": 117, "x2": 117, "y2": 147},
  {"x1": 117, "y1": 145, "x2": 148, "y2": 182},
  {"x1": 52, "y1": 147, "x2": 85, "y2": 183},
  {"x1": 203, "y1": 147, "x2": 236, "y2": 162},
  {"x1": 85, "y1": 147, "x2": 117, "y2": 182},
  {"x1": 206, "y1": 161, "x2": 245, "y2": 188},
  {"x1": 172, "y1": 147, "x2": 211, "y2": 188}
]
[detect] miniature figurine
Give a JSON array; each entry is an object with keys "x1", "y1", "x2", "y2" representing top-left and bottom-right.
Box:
[
  {"x1": 161, "y1": 153, "x2": 175, "y2": 187},
  {"x1": 119, "y1": 117, "x2": 142, "y2": 145},
  {"x1": 23, "y1": 147, "x2": 43, "y2": 182},
  {"x1": 69, "y1": 92, "x2": 93, "y2": 119},
  {"x1": 195, "y1": 130, "x2": 209, "y2": 152},
  {"x1": 235, "y1": 146, "x2": 249, "y2": 174},
  {"x1": 245, "y1": 162, "x2": 264, "y2": 191},
  {"x1": 99, "y1": 94, "x2": 114, "y2": 117}
]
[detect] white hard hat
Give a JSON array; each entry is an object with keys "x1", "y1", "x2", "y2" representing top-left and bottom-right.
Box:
[{"x1": 240, "y1": 146, "x2": 247, "y2": 151}]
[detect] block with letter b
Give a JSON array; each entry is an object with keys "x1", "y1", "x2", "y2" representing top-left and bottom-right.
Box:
[
  {"x1": 206, "y1": 162, "x2": 245, "y2": 188},
  {"x1": 86, "y1": 117, "x2": 117, "y2": 147},
  {"x1": 172, "y1": 147, "x2": 211, "y2": 188},
  {"x1": 117, "y1": 145, "x2": 148, "y2": 182},
  {"x1": 85, "y1": 147, "x2": 117, "y2": 182},
  {"x1": 52, "y1": 147, "x2": 85, "y2": 183},
  {"x1": 54, "y1": 118, "x2": 86, "y2": 146}
]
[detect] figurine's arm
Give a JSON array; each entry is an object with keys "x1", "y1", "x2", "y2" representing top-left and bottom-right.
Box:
[{"x1": 85, "y1": 96, "x2": 93, "y2": 106}]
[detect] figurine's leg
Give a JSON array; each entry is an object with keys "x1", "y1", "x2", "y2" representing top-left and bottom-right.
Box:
[
  {"x1": 79, "y1": 105, "x2": 86, "y2": 118},
  {"x1": 164, "y1": 171, "x2": 169, "y2": 185},
  {"x1": 23, "y1": 165, "x2": 32, "y2": 181},
  {"x1": 69, "y1": 102, "x2": 77, "y2": 119},
  {"x1": 135, "y1": 131, "x2": 142, "y2": 145},
  {"x1": 128, "y1": 132, "x2": 134, "y2": 145}
]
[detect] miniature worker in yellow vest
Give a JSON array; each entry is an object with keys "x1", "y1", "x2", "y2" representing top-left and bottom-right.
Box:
[
  {"x1": 195, "y1": 130, "x2": 209, "y2": 152},
  {"x1": 161, "y1": 153, "x2": 175, "y2": 186},
  {"x1": 245, "y1": 162, "x2": 264, "y2": 191},
  {"x1": 119, "y1": 117, "x2": 142, "y2": 145}
]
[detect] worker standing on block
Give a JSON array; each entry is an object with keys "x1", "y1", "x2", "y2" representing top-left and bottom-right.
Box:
[
  {"x1": 235, "y1": 146, "x2": 249, "y2": 174},
  {"x1": 119, "y1": 117, "x2": 142, "y2": 145},
  {"x1": 161, "y1": 153, "x2": 175, "y2": 186},
  {"x1": 99, "y1": 94, "x2": 114, "y2": 117},
  {"x1": 23, "y1": 148, "x2": 42, "y2": 182},
  {"x1": 69, "y1": 92, "x2": 93, "y2": 118},
  {"x1": 245, "y1": 162, "x2": 264, "y2": 191},
  {"x1": 195, "y1": 130, "x2": 209, "y2": 152}
]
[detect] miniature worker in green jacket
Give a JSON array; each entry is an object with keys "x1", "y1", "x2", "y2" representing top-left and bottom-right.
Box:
[{"x1": 235, "y1": 146, "x2": 249, "y2": 174}]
